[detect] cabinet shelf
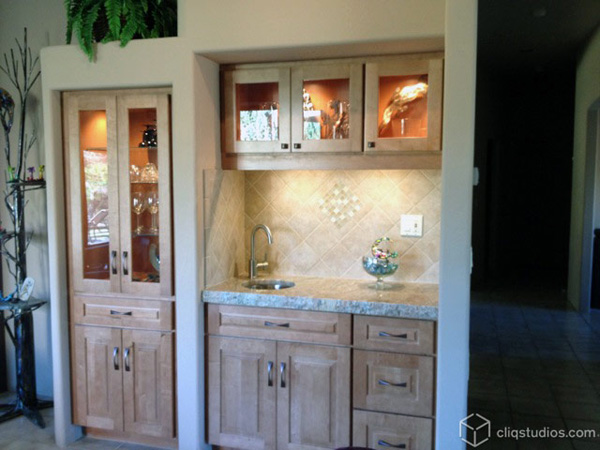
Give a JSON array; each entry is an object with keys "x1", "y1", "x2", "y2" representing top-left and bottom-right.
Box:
[{"x1": 130, "y1": 181, "x2": 158, "y2": 185}]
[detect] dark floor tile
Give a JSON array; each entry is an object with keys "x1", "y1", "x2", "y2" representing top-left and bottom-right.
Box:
[
  {"x1": 558, "y1": 402, "x2": 600, "y2": 421},
  {"x1": 572, "y1": 440, "x2": 600, "y2": 449},
  {"x1": 551, "y1": 386, "x2": 600, "y2": 406},
  {"x1": 510, "y1": 397, "x2": 562, "y2": 418}
]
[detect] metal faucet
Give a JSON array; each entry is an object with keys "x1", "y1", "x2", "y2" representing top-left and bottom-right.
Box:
[{"x1": 249, "y1": 224, "x2": 273, "y2": 279}]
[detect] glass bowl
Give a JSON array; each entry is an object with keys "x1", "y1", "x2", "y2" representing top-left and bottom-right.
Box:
[{"x1": 362, "y1": 256, "x2": 398, "y2": 290}]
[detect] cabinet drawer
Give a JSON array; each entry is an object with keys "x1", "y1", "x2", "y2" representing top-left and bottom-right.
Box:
[
  {"x1": 353, "y1": 350, "x2": 434, "y2": 416},
  {"x1": 207, "y1": 304, "x2": 351, "y2": 345},
  {"x1": 354, "y1": 315, "x2": 435, "y2": 355},
  {"x1": 73, "y1": 295, "x2": 173, "y2": 330},
  {"x1": 353, "y1": 410, "x2": 433, "y2": 450}
]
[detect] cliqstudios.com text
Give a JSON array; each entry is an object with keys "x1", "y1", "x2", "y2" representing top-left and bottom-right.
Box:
[{"x1": 497, "y1": 427, "x2": 597, "y2": 441}]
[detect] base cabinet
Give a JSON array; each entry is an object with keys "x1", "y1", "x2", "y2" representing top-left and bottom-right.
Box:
[
  {"x1": 208, "y1": 335, "x2": 350, "y2": 450},
  {"x1": 73, "y1": 325, "x2": 174, "y2": 439}
]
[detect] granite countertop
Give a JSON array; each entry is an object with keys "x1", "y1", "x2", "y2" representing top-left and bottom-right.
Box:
[{"x1": 202, "y1": 276, "x2": 438, "y2": 320}]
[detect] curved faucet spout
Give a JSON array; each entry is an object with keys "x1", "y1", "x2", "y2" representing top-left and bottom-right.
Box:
[{"x1": 250, "y1": 224, "x2": 273, "y2": 279}]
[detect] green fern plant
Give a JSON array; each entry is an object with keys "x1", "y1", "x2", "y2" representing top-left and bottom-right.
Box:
[{"x1": 65, "y1": 0, "x2": 177, "y2": 61}]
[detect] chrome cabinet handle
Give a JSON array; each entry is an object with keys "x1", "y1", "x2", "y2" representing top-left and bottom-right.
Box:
[
  {"x1": 378, "y1": 379, "x2": 407, "y2": 388},
  {"x1": 267, "y1": 361, "x2": 274, "y2": 387},
  {"x1": 378, "y1": 440, "x2": 406, "y2": 448},
  {"x1": 379, "y1": 331, "x2": 408, "y2": 339},
  {"x1": 122, "y1": 251, "x2": 128, "y2": 276},
  {"x1": 112, "y1": 347, "x2": 119, "y2": 370},
  {"x1": 111, "y1": 251, "x2": 117, "y2": 275},
  {"x1": 265, "y1": 321, "x2": 290, "y2": 328},
  {"x1": 124, "y1": 347, "x2": 131, "y2": 372},
  {"x1": 110, "y1": 310, "x2": 132, "y2": 316},
  {"x1": 280, "y1": 362, "x2": 286, "y2": 388}
]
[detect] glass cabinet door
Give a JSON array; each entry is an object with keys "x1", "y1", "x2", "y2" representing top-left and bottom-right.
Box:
[
  {"x1": 291, "y1": 64, "x2": 363, "y2": 153},
  {"x1": 118, "y1": 94, "x2": 172, "y2": 297},
  {"x1": 65, "y1": 94, "x2": 121, "y2": 293},
  {"x1": 364, "y1": 58, "x2": 443, "y2": 152},
  {"x1": 223, "y1": 68, "x2": 290, "y2": 154}
]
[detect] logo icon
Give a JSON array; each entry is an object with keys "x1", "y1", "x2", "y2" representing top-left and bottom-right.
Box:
[{"x1": 460, "y1": 413, "x2": 491, "y2": 447}]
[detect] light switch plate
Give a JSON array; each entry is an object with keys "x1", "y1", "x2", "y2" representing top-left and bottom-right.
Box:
[{"x1": 400, "y1": 214, "x2": 423, "y2": 237}]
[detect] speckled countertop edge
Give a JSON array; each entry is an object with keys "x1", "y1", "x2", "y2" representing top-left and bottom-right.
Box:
[{"x1": 202, "y1": 276, "x2": 438, "y2": 321}]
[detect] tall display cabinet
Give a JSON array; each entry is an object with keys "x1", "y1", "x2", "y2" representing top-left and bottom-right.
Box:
[{"x1": 62, "y1": 88, "x2": 176, "y2": 447}]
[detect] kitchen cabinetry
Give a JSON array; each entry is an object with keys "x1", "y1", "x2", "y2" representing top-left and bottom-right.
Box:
[
  {"x1": 352, "y1": 315, "x2": 436, "y2": 450},
  {"x1": 207, "y1": 305, "x2": 351, "y2": 449},
  {"x1": 72, "y1": 325, "x2": 174, "y2": 438},
  {"x1": 63, "y1": 89, "x2": 176, "y2": 446},
  {"x1": 223, "y1": 63, "x2": 363, "y2": 154},
  {"x1": 221, "y1": 53, "x2": 443, "y2": 170},
  {"x1": 206, "y1": 304, "x2": 437, "y2": 450},
  {"x1": 364, "y1": 58, "x2": 443, "y2": 152}
]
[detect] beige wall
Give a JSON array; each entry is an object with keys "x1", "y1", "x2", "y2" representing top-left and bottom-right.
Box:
[
  {"x1": 181, "y1": 0, "x2": 444, "y2": 54},
  {"x1": 568, "y1": 26, "x2": 600, "y2": 310}
]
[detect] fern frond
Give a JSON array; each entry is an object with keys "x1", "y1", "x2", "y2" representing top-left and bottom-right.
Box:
[{"x1": 105, "y1": 0, "x2": 122, "y2": 40}]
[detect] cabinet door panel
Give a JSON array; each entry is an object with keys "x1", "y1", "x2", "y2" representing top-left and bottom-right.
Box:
[
  {"x1": 277, "y1": 342, "x2": 350, "y2": 450},
  {"x1": 290, "y1": 63, "x2": 363, "y2": 153},
  {"x1": 208, "y1": 336, "x2": 277, "y2": 449},
  {"x1": 122, "y1": 329, "x2": 174, "y2": 438},
  {"x1": 364, "y1": 57, "x2": 443, "y2": 152},
  {"x1": 118, "y1": 94, "x2": 172, "y2": 297},
  {"x1": 223, "y1": 68, "x2": 291, "y2": 154},
  {"x1": 73, "y1": 326, "x2": 123, "y2": 430},
  {"x1": 64, "y1": 93, "x2": 121, "y2": 294}
]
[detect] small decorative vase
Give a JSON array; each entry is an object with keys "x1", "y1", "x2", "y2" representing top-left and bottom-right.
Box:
[{"x1": 362, "y1": 237, "x2": 399, "y2": 290}]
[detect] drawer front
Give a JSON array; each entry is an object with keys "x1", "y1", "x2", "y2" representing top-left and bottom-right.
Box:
[
  {"x1": 353, "y1": 410, "x2": 433, "y2": 450},
  {"x1": 207, "y1": 304, "x2": 351, "y2": 345},
  {"x1": 354, "y1": 315, "x2": 435, "y2": 355},
  {"x1": 353, "y1": 350, "x2": 434, "y2": 416},
  {"x1": 73, "y1": 295, "x2": 174, "y2": 330}
]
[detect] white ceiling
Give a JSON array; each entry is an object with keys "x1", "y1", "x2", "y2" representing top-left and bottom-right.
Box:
[{"x1": 478, "y1": 0, "x2": 600, "y2": 72}]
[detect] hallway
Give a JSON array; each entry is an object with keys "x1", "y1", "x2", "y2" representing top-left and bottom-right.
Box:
[{"x1": 469, "y1": 286, "x2": 600, "y2": 449}]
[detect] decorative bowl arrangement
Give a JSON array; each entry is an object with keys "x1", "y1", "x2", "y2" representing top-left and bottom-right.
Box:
[{"x1": 362, "y1": 237, "x2": 399, "y2": 290}]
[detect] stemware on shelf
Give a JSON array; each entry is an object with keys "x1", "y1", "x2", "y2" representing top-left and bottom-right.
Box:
[
  {"x1": 132, "y1": 192, "x2": 145, "y2": 234},
  {"x1": 144, "y1": 191, "x2": 159, "y2": 235}
]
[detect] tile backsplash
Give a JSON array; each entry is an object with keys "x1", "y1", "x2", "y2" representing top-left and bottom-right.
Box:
[{"x1": 204, "y1": 169, "x2": 441, "y2": 287}]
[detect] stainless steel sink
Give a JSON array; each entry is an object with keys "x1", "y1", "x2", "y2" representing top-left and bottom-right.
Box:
[{"x1": 242, "y1": 279, "x2": 295, "y2": 290}]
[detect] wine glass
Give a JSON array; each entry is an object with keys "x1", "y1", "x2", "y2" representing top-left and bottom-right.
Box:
[
  {"x1": 145, "y1": 191, "x2": 159, "y2": 234},
  {"x1": 132, "y1": 192, "x2": 145, "y2": 234}
]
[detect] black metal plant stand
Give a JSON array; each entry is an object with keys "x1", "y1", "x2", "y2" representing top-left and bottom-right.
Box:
[{"x1": 0, "y1": 299, "x2": 52, "y2": 427}]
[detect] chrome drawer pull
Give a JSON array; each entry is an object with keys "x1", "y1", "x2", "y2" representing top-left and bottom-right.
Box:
[
  {"x1": 264, "y1": 321, "x2": 290, "y2": 328},
  {"x1": 378, "y1": 379, "x2": 407, "y2": 388},
  {"x1": 122, "y1": 251, "x2": 129, "y2": 276},
  {"x1": 267, "y1": 361, "x2": 274, "y2": 387},
  {"x1": 280, "y1": 362, "x2": 286, "y2": 388},
  {"x1": 110, "y1": 310, "x2": 133, "y2": 316},
  {"x1": 378, "y1": 440, "x2": 406, "y2": 448},
  {"x1": 112, "y1": 347, "x2": 119, "y2": 370},
  {"x1": 379, "y1": 331, "x2": 408, "y2": 339},
  {"x1": 111, "y1": 250, "x2": 117, "y2": 275},
  {"x1": 124, "y1": 347, "x2": 131, "y2": 372}
]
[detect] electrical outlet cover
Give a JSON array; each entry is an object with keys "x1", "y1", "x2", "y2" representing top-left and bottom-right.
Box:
[{"x1": 400, "y1": 214, "x2": 423, "y2": 237}]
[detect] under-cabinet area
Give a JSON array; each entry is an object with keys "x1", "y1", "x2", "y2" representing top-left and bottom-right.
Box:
[
  {"x1": 221, "y1": 53, "x2": 443, "y2": 170},
  {"x1": 204, "y1": 300, "x2": 437, "y2": 450},
  {"x1": 62, "y1": 89, "x2": 176, "y2": 448}
]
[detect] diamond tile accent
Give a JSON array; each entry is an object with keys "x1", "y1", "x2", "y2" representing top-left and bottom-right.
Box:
[{"x1": 318, "y1": 182, "x2": 361, "y2": 228}]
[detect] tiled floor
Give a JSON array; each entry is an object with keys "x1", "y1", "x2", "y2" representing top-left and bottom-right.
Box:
[
  {"x1": 469, "y1": 285, "x2": 600, "y2": 449},
  {"x1": 0, "y1": 393, "x2": 161, "y2": 449}
]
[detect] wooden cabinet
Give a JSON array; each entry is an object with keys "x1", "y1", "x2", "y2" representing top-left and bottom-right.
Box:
[
  {"x1": 364, "y1": 57, "x2": 443, "y2": 152},
  {"x1": 353, "y1": 314, "x2": 436, "y2": 450},
  {"x1": 64, "y1": 89, "x2": 176, "y2": 447},
  {"x1": 221, "y1": 54, "x2": 443, "y2": 169},
  {"x1": 207, "y1": 305, "x2": 351, "y2": 450},
  {"x1": 73, "y1": 325, "x2": 174, "y2": 438},
  {"x1": 64, "y1": 90, "x2": 172, "y2": 298}
]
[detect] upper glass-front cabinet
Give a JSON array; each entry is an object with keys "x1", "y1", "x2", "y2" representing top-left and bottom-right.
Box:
[
  {"x1": 291, "y1": 64, "x2": 363, "y2": 153},
  {"x1": 364, "y1": 58, "x2": 443, "y2": 152},
  {"x1": 64, "y1": 90, "x2": 172, "y2": 297},
  {"x1": 223, "y1": 68, "x2": 290, "y2": 153}
]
